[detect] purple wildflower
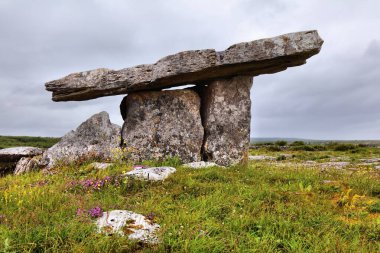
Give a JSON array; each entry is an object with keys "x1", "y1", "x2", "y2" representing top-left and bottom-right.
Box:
[{"x1": 88, "y1": 206, "x2": 103, "y2": 218}]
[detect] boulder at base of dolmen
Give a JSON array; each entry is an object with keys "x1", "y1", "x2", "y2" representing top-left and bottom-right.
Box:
[
  {"x1": 40, "y1": 111, "x2": 120, "y2": 168},
  {"x1": 0, "y1": 147, "x2": 44, "y2": 175}
]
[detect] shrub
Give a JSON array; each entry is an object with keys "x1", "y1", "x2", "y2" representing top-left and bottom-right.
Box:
[{"x1": 275, "y1": 140, "x2": 287, "y2": 146}]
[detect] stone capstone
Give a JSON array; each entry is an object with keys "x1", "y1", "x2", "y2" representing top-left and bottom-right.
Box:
[
  {"x1": 0, "y1": 147, "x2": 44, "y2": 175},
  {"x1": 121, "y1": 90, "x2": 203, "y2": 163},
  {"x1": 125, "y1": 166, "x2": 176, "y2": 181},
  {"x1": 45, "y1": 31, "x2": 323, "y2": 101},
  {"x1": 200, "y1": 76, "x2": 253, "y2": 166},
  {"x1": 40, "y1": 111, "x2": 120, "y2": 168},
  {"x1": 0, "y1": 147, "x2": 44, "y2": 162},
  {"x1": 96, "y1": 210, "x2": 160, "y2": 244}
]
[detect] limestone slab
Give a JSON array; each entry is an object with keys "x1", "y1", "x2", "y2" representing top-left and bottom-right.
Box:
[
  {"x1": 46, "y1": 31, "x2": 323, "y2": 101},
  {"x1": 201, "y1": 76, "x2": 252, "y2": 166},
  {"x1": 121, "y1": 90, "x2": 203, "y2": 163}
]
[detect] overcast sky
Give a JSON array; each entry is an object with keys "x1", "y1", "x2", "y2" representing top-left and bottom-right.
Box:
[{"x1": 0, "y1": 0, "x2": 379, "y2": 140}]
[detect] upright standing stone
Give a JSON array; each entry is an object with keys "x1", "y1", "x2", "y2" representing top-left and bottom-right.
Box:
[
  {"x1": 201, "y1": 76, "x2": 253, "y2": 166},
  {"x1": 121, "y1": 90, "x2": 203, "y2": 163}
]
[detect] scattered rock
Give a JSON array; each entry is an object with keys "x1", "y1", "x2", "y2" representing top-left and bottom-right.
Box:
[
  {"x1": 201, "y1": 76, "x2": 252, "y2": 166},
  {"x1": 96, "y1": 210, "x2": 160, "y2": 244},
  {"x1": 125, "y1": 167, "x2": 176, "y2": 181},
  {"x1": 182, "y1": 161, "x2": 222, "y2": 169},
  {"x1": 249, "y1": 155, "x2": 276, "y2": 161},
  {"x1": 14, "y1": 156, "x2": 41, "y2": 175},
  {"x1": 359, "y1": 158, "x2": 380, "y2": 163},
  {"x1": 375, "y1": 166, "x2": 380, "y2": 170},
  {"x1": 45, "y1": 31, "x2": 323, "y2": 101},
  {"x1": 321, "y1": 162, "x2": 350, "y2": 168},
  {"x1": 121, "y1": 90, "x2": 203, "y2": 163},
  {"x1": 88, "y1": 162, "x2": 114, "y2": 170},
  {"x1": 40, "y1": 111, "x2": 120, "y2": 168},
  {"x1": 0, "y1": 147, "x2": 44, "y2": 163}
]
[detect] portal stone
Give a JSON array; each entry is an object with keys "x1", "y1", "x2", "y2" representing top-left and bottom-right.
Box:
[
  {"x1": 120, "y1": 90, "x2": 203, "y2": 163},
  {"x1": 200, "y1": 76, "x2": 253, "y2": 166}
]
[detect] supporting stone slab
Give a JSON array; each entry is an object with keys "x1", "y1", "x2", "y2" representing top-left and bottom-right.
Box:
[
  {"x1": 200, "y1": 76, "x2": 253, "y2": 166},
  {"x1": 120, "y1": 90, "x2": 204, "y2": 163}
]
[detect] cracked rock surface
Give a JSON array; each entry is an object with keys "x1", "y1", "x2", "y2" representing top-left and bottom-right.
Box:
[
  {"x1": 121, "y1": 90, "x2": 203, "y2": 163},
  {"x1": 40, "y1": 111, "x2": 120, "y2": 168}
]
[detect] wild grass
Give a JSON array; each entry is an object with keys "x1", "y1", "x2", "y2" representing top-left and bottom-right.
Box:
[
  {"x1": 0, "y1": 136, "x2": 60, "y2": 149},
  {"x1": 0, "y1": 147, "x2": 379, "y2": 252}
]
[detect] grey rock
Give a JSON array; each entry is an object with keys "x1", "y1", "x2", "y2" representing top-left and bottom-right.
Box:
[
  {"x1": 121, "y1": 90, "x2": 203, "y2": 163},
  {"x1": 125, "y1": 166, "x2": 176, "y2": 181},
  {"x1": 201, "y1": 76, "x2": 252, "y2": 166},
  {"x1": 0, "y1": 147, "x2": 44, "y2": 162},
  {"x1": 14, "y1": 156, "x2": 41, "y2": 175},
  {"x1": 359, "y1": 158, "x2": 380, "y2": 163},
  {"x1": 182, "y1": 161, "x2": 223, "y2": 169},
  {"x1": 249, "y1": 155, "x2": 276, "y2": 161},
  {"x1": 321, "y1": 162, "x2": 350, "y2": 168},
  {"x1": 96, "y1": 210, "x2": 160, "y2": 244},
  {"x1": 40, "y1": 111, "x2": 120, "y2": 168},
  {"x1": 88, "y1": 162, "x2": 114, "y2": 170},
  {"x1": 46, "y1": 30, "x2": 323, "y2": 101}
]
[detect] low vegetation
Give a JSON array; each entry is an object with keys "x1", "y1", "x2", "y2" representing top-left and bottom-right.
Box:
[
  {"x1": 0, "y1": 136, "x2": 60, "y2": 149},
  {"x1": 0, "y1": 142, "x2": 379, "y2": 252}
]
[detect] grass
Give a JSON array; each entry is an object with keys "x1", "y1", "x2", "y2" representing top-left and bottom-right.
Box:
[
  {"x1": 0, "y1": 145, "x2": 379, "y2": 252},
  {"x1": 0, "y1": 136, "x2": 60, "y2": 149}
]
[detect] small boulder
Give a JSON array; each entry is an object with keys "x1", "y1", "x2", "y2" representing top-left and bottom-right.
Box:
[
  {"x1": 14, "y1": 156, "x2": 41, "y2": 175},
  {"x1": 125, "y1": 167, "x2": 176, "y2": 181},
  {"x1": 96, "y1": 210, "x2": 160, "y2": 244},
  {"x1": 249, "y1": 155, "x2": 276, "y2": 161},
  {"x1": 88, "y1": 162, "x2": 114, "y2": 170},
  {"x1": 40, "y1": 111, "x2": 120, "y2": 168},
  {"x1": 182, "y1": 161, "x2": 222, "y2": 169}
]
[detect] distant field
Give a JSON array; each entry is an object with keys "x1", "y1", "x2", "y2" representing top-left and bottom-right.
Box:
[{"x1": 0, "y1": 135, "x2": 60, "y2": 149}]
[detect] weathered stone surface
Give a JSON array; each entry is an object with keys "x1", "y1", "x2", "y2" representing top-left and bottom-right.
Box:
[
  {"x1": 182, "y1": 161, "x2": 222, "y2": 169},
  {"x1": 0, "y1": 147, "x2": 44, "y2": 162},
  {"x1": 96, "y1": 210, "x2": 160, "y2": 244},
  {"x1": 46, "y1": 30, "x2": 323, "y2": 101},
  {"x1": 14, "y1": 156, "x2": 41, "y2": 175},
  {"x1": 40, "y1": 111, "x2": 120, "y2": 168},
  {"x1": 125, "y1": 167, "x2": 176, "y2": 181},
  {"x1": 121, "y1": 90, "x2": 203, "y2": 162},
  {"x1": 88, "y1": 162, "x2": 114, "y2": 170},
  {"x1": 201, "y1": 76, "x2": 252, "y2": 166},
  {"x1": 249, "y1": 155, "x2": 276, "y2": 161}
]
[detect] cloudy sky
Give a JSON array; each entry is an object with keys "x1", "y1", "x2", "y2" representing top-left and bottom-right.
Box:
[{"x1": 0, "y1": 0, "x2": 379, "y2": 140}]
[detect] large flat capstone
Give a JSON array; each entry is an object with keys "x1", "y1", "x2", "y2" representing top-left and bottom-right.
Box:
[
  {"x1": 46, "y1": 30, "x2": 323, "y2": 101},
  {"x1": 120, "y1": 90, "x2": 204, "y2": 163}
]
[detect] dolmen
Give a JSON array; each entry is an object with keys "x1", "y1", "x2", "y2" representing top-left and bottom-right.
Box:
[{"x1": 45, "y1": 31, "x2": 323, "y2": 166}]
